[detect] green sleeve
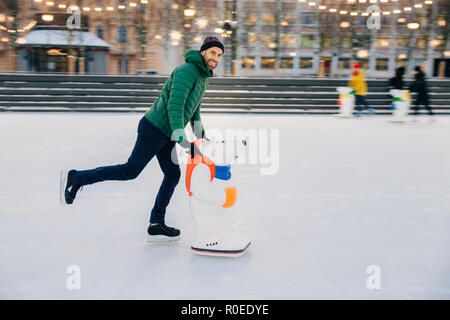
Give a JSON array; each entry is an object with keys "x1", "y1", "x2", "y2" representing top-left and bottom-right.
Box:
[
  {"x1": 190, "y1": 107, "x2": 205, "y2": 139},
  {"x1": 167, "y1": 66, "x2": 195, "y2": 142}
]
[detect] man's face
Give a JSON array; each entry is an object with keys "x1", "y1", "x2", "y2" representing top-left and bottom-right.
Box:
[{"x1": 201, "y1": 47, "x2": 223, "y2": 71}]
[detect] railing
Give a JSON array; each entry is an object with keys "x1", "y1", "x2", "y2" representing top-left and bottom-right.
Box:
[{"x1": 1, "y1": 73, "x2": 449, "y2": 114}]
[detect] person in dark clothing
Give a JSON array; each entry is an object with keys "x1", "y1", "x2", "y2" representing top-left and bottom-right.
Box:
[
  {"x1": 389, "y1": 66, "x2": 405, "y2": 90},
  {"x1": 409, "y1": 66, "x2": 434, "y2": 118}
]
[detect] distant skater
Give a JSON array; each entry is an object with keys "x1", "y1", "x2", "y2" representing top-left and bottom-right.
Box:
[
  {"x1": 60, "y1": 37, "x2": 225, "y2": 241},
  {"x1": 348, "y1": 63, "x2": 374, "y2": 117},
  {"x1": 389, "y1": 66, "x2": 405, "y2": 90},
  {"x1": 409, "y1": 66, "x2": 434, "y2": 121}
]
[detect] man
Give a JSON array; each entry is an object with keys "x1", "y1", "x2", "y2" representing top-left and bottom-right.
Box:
[
  {"x1": 409, "y1": 66, "x2": 434, "y2": 121},
  {"x1": 389, "y1": 66, "x2": 405, "y2": 90},
  {"x1": 61, "y1": 36, "x2": 224, "y2": 241},
  {"x1": 348, "y1": 63, "x2": 374, "y2": 117}
]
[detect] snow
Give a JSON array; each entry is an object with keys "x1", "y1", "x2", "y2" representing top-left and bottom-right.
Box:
[{"x1": 0, "y1": 112, "x2": 449, "y2": 299}]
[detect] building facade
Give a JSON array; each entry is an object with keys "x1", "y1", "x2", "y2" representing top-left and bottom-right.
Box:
[{"x1": 1, "y1": 0, "x2": 449, "y2": 77}]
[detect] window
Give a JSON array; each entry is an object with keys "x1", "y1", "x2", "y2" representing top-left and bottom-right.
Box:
[
  {"x1": 376, "y1": 58, "x2": 389, "y2": 71},
  {"x1": 118, "y1": 26, "x2": 127, "y2": 43},
  {"x1": 241, "y1": 32, "x2": 257, "y2": 46},
  {"x1": 396, "y1": 36, "x2": 410, "y2": 48},
  {"x1": 97, "y1": 26, "x2": 104, "y2": 40},
  {"x1": 241, "y1": 57, "x2": 255, "y2": 69},
  {"x1": 261, "y1": 57, "x2": 276, "y2": 69},
  {"x1": 300, "y1": 12, "x2": 316, "y2": 25},
  {"x1": 260, "y1": 33, "x2": 276, "y2": 47},
  {"x1": 281, "y1": 11, "x2": 297, "y2": 25},
  {"x1": 244, "y1": 12, "x2": 258, "y2": 24},
  {"x1": 376, "y1": 36, "x2": 391, "y2": 48},
  {"x1": 338, "y1": 58, "x2": 351, "y2": 69},
  {"x1": 300, "y1": 57, "x2": 313, "y2": 69},
  {"x1": 280, "y1": 33, "x2": 296, "y2": 47},
  {"x1": 356, "y1": 59, "x2": 369, "y2": 70},
  {"x1": 300, "y1": 34, "x2": 314, "y2": 47},
  {"x1": 341, "y1": 37, "x2": 352, "y2": 49},
  {"x1": 320, "y1": 35, "x2": 332, "y2": 49},
  {"x1": 280, "y1": 57, "x2": 293, "y2": 69},
  {"x1": 415, "y1": 37, "x2": 426, "y2": 49},
  {"x1": 261, "y1": 12, "x2": 276, "y2": 24}
]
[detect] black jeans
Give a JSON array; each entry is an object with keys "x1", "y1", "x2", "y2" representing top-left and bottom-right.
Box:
[
  {"x1": 77, "y1": 116, "x2": 181, "y2": 224},
  {"x1": 413, "y1": 97, "x2": 433, "y2": 116},
  {"x1": 355, "y1": 95, "x2": 370, "y2": 111}
]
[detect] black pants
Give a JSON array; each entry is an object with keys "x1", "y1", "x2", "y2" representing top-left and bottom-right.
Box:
[
  {"x1": 413, "y1": 97, "x2": 433, "y2": 115},
  {"x1": 77, "y1": 116, "x2": 181, "y2": 224},
  {"x1": 355, "y1": 95, "x2": 370, "y2": 111}
]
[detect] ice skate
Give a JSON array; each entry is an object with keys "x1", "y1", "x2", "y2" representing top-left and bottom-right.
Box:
[
  {"x1": 60, "y1": 169, "x2": 82, "y2": 205},
  {"x1": 191, "y1": 234, "x2": 251, "y2": 258},
  {"x1": 147, "y1": 223, "x2": 180, "y2": 242}
]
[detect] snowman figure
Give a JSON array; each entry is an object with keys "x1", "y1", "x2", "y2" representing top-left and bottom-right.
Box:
[
  {"x1": 335, "y1": 87, "x2": 356, "y2": 118},
  {"x1": 389, "y1": 89, "x2": 412, "y2": 123},
  {"x1": 185, "y1": 138, "x2": 251, "y2": 258}
]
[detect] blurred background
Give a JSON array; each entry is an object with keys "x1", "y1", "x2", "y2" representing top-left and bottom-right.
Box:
[{"x1": 0, "y1": 0, "x2": 449, "y2": 78}]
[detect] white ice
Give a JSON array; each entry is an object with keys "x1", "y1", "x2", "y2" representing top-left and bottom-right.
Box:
[{"x1": 0, "y1": 112, "x2": 449, "y2": 299}]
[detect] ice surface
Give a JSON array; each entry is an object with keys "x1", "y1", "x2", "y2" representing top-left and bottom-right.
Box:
[{"x1": 0, "y1": 112, "x2": 449, "y2": 299}]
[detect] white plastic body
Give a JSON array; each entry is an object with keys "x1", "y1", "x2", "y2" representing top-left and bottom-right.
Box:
[
  {"x1": 335, "y1": 87, "x2": 355, "y2": 118},
  {"x1": 389, "y1": 89, "x2": 411, "y2": 122},
  {"x1": 188, "y1": 139, "x2": 251, "y2": 258}
]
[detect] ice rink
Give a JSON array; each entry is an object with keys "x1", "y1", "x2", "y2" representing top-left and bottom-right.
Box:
[{"x1": 1, "y1": 112, "x2": 449, "y2": 299}]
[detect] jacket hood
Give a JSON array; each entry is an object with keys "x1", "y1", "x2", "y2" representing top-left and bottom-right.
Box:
[
  {"x1": 396, "y1": 67, "x2": 405, "y2": 77},
  {"x1": 184, "y1": 49, "x2": 213, "y2": 78}
]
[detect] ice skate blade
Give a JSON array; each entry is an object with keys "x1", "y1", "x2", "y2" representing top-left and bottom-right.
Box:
[
  {"x1": 333, "y1": 114, "x2": 352, "y2": 118},
  {"x1": 146, "y1": 235, "x2": 180, "y2": 242},
  {"x1": 388, "y1": 120, "x2": 407, "y2": 123},
  {"x1": 191, "y1": 242, "x2": 251, "y2": 258},
  {"x1": 60, "y1": 169, "x2": 68, "y2": 206}
]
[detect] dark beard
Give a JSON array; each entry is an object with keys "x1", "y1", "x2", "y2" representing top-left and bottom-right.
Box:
[{"x1": 202, "y1": 56, "x2": 215, "y2": 70}]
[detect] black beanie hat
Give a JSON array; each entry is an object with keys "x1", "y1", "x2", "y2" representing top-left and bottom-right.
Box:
[{"x1": 200, "y1": 36, "x2": 224, "y2": 54}]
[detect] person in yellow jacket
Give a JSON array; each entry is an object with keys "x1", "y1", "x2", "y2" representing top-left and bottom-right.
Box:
[{"x1": 348, "y1": 63, "x2": 374, "y2": 117}]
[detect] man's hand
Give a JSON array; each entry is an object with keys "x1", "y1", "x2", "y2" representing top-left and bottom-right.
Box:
[{"x1": 179, "y1": 140, "x2": 202, "y2": 158}]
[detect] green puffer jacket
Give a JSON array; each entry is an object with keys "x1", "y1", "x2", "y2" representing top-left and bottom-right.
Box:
[{"x1": 145, "y1": 49, "x2": 212, "y2": 142}]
